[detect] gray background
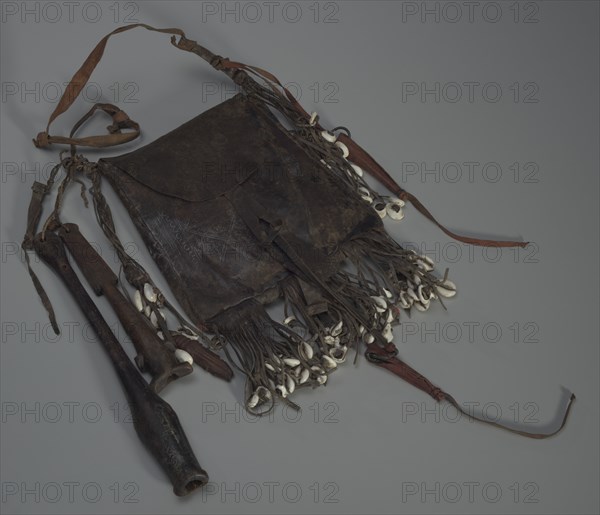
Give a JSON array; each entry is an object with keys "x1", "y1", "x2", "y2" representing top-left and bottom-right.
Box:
[{"x1": 1, "y1": 1, "x2": 598, "y2": 514}]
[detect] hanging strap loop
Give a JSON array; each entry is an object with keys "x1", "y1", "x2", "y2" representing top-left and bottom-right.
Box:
[
  {"x1": 34, "y1": 103, "x2": 139, "y2": 149},
  {"x1": 32, "y1": 24, "x2": 191, "y2": 150}
]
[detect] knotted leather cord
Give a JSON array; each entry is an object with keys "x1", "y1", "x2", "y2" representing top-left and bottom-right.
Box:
[
  {"x1": 81, "y1": 146, "x2": 209, "y2": 338},
  {"x1": 22, "y1": 179, "x2": 60, "y2": 334},
  {"x1": 22, "y1": 153, "x2": 84, "y2": 336},
  {"x1": 21, "y1": 149, "x2": 98, "y2": 335},
  {"x1": 27, "y1": 25, "x2": 574, "y2": 435},
  {"x1": 27, "y1": 105, "x2": 208, "y2": 339}
]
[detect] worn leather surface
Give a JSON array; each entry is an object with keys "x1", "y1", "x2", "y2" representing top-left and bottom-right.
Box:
[{"x1": 99, "y1": 93, "x2": 381, "y2": 325}]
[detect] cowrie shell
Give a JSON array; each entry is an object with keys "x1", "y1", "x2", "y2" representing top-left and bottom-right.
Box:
[
  {"x1": 383, "y1": 288, "x2": 393, "y2": 299},
  {"x1": 386, "y1": 310, "x2": 395, "y2": 324},
  {"x1": 330, "y1": 345, "x2": 348, "y2": 363},
  {"x1": 144, "y1": 306, "x2": 151, "y2": 317},
  {"x1": 322, "y1": 355, "x2": 337, "y2": 370},
  {"x1": 174, "y1": 349, "x2": 193, "y2": 365},
  {"x1": 437, "y1": 279, "x2": 457, "y2": 298},
  {"x1": 309, "y1": 112, "x2": 318, "y2": 126},
  {"x1": 417, "y1": 285, "x2": 429, "y2": 303},
  {"x1": 299, "y1": 368, "x2": 310, "y2": 384},
  {"x1": 150, "y1": 309, "x2": 166, "y2": 328},
  {"x1": 414, "y1": 300, "x2": 431, "y2": 312},
  {"x1": 389, "y1": 198, "x2": 405, "y2": 208},
  {"x1": 283, "y1": 316, "x2": 296, "y2": 326},
  {"x1": 331, "y1": 321, "x2": 343, "y2": 337},
  {"x1": 265, "y1": 363, "x2": 276, "y2": 372},
  {"x1": 320, "y1": 130, "x2": 337, "y2": 143},
  {"x1": 335, "y1": 140, "x2": 350, "y2": 158},
  {"x1": 256, "y1": 385, "x2": 271, "y2": 401},
  {"x1": 286, "y1": 374, "x2": 296, "y2": 394},
  {"x1": 373, "y1": 202, "x2": 387, "y2": 219},
  {"x1": 399, "y1": 291, "x2": 412, "y2": 309},
  {"x1": 350, "y1": 163, "x2": 364, "y2": 177},
  {"x1": 247, "y1": 393, "x2": 260, "y2": 409},
  {"x1": 425, "y1": 286, "x2": 436, "y2": 301},
  {"x1": 371, "y1": 296, "x2": 387, "y2": 313},
  {"x1": 317, "y1": 375, "x2": 328, "y2": 385},
  {"x1": 300, "y1": 341, "x2": 314, "y2": 360},
  {"x1": 386, "y1": 201, "x2": 405, "y2": 221},
  {"x1": 177, "y1": 326, "x2": 196, "y2": 339},
  {"x1": 365, "y1": 333, "x2": 375, "y2": 344},
  {"x1": 143, "y1": 283, "x2": 157, "y2": 304},
  {"x1": 358, "y1": 186, "x2": 373, "y2": 204},
  {"x1": 418, "y1": 255, "x2": 435, "y2": 271},
  {"x1": 275, "y1": 385, "x2": 288, "y2": 398},
  {"x1": 324, "y1": 335, "x2": 336, "y2": 345},
  {"x1": 283, "y1": 358, "x2": 301, "y2": 367},
  {"x1": 417, "y1": 261, "x2": 433, "y2": 272},
  {"x1": 133, "y1": 290, "x2": 143, "y2": 312},
  {"x1": 382, "y1": 324, "x2": 394, "y2": 343},
  {"x1": 407, "y1": 288, "x2": 419, "y2": 302}
]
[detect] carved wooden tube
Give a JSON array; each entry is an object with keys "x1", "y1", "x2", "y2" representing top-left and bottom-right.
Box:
[
  {"x1": 33, "y1": 231, "x2": 208, "y2": 496},
  {"x1": 58, "y1": 223, "x2": 192, "y2": 393}
]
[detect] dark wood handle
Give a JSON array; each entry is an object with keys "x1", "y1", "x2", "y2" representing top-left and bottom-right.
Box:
[
  {"x1": 58, "y1": 223, "x2": 192, "y2": 393},
  {"x1": 33, "y1": 231, "x2": 208, "y2": 496}
]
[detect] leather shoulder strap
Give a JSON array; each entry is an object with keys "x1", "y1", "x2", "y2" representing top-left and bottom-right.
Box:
[
  {"x1": 32, "y1": 24, "x2": 528, "y2": 249},
  {"x1": 33, "y1": 24, "x2": 206, "y2": 149}
]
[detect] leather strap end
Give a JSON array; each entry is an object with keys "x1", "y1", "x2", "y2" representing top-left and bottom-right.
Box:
[
  {"x1": 33, "y1": 132, "x2": 50, "y2": 148},
  {"x1": 172, "y1": 34, "x2": 195, "y2": 52},
  {"x1": 31, "y1": 181, "x2": 47, "y2": 195}
]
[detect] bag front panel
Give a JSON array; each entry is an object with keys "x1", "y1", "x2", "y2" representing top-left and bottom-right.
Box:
[{"x1": 100, "y1": 94, "x2": 381, "y2": 323}]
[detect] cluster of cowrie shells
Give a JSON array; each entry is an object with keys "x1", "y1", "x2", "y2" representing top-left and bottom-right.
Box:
[
  {"x1": 247, "y1": 352, "x2": 311, "y2": 409},
  {"x1": 322, "y1": 320, "x2": 349, "y2": 365},
  {"x1": 317, "y1": 126, "x2": 369, "y2": 185},
  {"x1": 370, "y1": 197, "x2": 406, "y2": 221},
  {"x1": 246, "y1": 317, "x2": 350, "y2": 410},
  {"x1": 133, "y1": 282, "x2": 194, "y2": 366},
  {"x1": 396, "y1": 256, "x2": 457, "y2": 312},
  {"x1": 317, "y1": 122, "x2": 407, "y2": 224},
  {"x1": 361, "y1": 292, "x2": 397, "y2": 345},
  {"x1": 246, "y1": 264, "x2": 456, "y2": 410},
  {"x1": 319, "y1": 132, "x2": 406, "y2": 223},
  {"x1": 359, "y1": 257, "x2": 458, "y2": 343}
]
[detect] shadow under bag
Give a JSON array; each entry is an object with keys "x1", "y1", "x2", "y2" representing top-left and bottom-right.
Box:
[{"x1": 24, "y1": 24, "x2": 575, "y2": 496}]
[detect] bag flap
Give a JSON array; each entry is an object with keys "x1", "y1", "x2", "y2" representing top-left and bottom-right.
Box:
[{"x1": 101, "y1": 94, "x2": 287, "y2": 202}]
